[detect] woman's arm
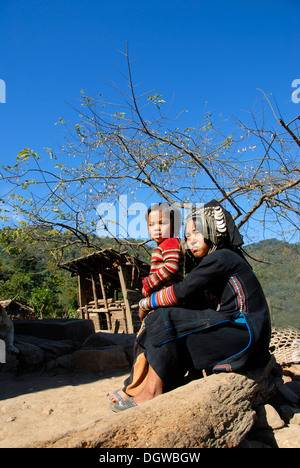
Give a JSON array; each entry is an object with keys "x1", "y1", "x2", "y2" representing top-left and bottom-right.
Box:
[
  {"x1": 139, "y1": 252, "x2": 230, "y2": 316},
  {"x1": 139, "y1": 285, "x2": 179, "y2": 317},
  {"x1": 149, "y1": 285, "x2": 180, "y2": 308},
  {"x1": 141, "y1": 253, "x2": 229, "y2": 313}
]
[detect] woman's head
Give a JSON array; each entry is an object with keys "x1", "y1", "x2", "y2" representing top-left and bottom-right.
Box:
[
  {"x1": 184, "y1": 218, "x2": 210, "y2": 258},
  {"x1": 184, "y1": 200, "x2": 243, "y2": 258},
  {"x1": 147, "y1": 203, "x2": 181, "y2": 243}
]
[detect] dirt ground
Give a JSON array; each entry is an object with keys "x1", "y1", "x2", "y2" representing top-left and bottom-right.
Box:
[{"x1": 0, "y1": 369, "x2": 129, "y2": 448}]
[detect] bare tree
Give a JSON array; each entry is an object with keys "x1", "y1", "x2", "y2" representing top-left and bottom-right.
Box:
[{"x1": 0, "y1": 48, "x2": 299, "y2": 258}]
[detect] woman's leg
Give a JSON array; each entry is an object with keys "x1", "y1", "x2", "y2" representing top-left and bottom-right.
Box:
[
  {"x1": 109, "y1": 363, "x2": 163, "y2": 404},
  {"x1": 108, "y1": 341, "x2": 149, "y2": 402},
  {"x1": 132, "y1": 364, "x2": 163, "y2": 405}
]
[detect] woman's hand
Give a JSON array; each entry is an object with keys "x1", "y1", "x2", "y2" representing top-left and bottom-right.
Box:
[
  {"x1": 139, "y1": 307, "x2": 148, "y2": 321},
  {"x1": 139, "y1": 297, "x2": 151, "y2": 321}
]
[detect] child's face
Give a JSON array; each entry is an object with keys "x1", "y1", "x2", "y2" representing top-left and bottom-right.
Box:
[{"x1": 148, "y1": 210, "x2": 173, "y2": 243}]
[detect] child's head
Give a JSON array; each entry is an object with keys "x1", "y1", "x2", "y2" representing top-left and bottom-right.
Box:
[{"x1": 146, "y1": 203, "x2": 181, "y2": 243}]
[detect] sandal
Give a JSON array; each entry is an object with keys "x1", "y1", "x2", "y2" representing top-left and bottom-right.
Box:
[
  {"x1": 109, "y1": 397, "x2": 137, "y2": 412},
  {"x1": 107, "y1": 390, "x2": 127, "y2": 403}
]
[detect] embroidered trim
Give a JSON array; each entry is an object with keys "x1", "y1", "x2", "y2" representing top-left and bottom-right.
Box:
[
  {"x1": 212, "y1": 363, "x2": 233, "y2": 372},
  {"x1": 229, "y1": 276, "x2": 246, "y2": 314}
]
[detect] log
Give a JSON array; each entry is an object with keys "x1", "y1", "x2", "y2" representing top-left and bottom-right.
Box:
[{"x1": 38, "y1": 356, "x2": 283, "y2": 448}]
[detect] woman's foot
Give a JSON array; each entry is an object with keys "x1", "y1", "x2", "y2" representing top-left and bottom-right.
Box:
[
  {"x1": 110, "y1": 397, "x2": 137, "y2": 412},
  {"x1": 109, "y1": 386, "x2": 163, "y2": 412},
  {"x1": 109, "y1": 365, "x2": 164, "y2": 411},
  {"x1": 107, "y1": 389, "x2": 128, "y2": 403}
]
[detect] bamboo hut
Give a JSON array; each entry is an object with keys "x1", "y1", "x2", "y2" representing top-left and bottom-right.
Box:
[{"x1": 60, "y1": 248, "x2": 150, "y2": 334}]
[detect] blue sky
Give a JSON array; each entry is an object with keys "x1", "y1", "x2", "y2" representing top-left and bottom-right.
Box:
[
  {"x1": 1, "y1": 0, "x2": 299, "y2": 158},
  {"x1": 0, "y1": 0, "x2": 299, "y2": 241}
]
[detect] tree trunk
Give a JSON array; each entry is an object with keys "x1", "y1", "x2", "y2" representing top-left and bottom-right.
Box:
[{"x1": 41, "y1": 356, "x2": 282, "y2": 448}]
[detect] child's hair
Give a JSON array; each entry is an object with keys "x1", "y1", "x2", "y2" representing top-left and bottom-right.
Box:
[{"x1": 146, "y1": 202, "x2": 181, "y2": 237}]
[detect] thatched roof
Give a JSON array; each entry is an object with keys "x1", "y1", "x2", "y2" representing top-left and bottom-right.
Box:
[
  {"x1": 60, "y1": 248, "x2": 150, "y2": 280},
  {"x1": 0, "y1": 299, "x2": 35, "y2": 319}
]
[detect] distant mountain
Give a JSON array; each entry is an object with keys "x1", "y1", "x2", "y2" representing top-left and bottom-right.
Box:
[{"x1": 244, "y1": 239, "x2": 300, "y2": 329}]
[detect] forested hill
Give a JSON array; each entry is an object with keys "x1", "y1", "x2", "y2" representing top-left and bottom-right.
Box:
[
  {"x1": 244, "y1": 239, "x2": 300, "y2": 329},
  {"x1": 0, "y1": 229, "x2": 299, "y2": 329}
]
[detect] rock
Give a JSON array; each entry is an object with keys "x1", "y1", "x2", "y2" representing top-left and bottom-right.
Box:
[
  {"x1": 81, "y1": 332, "x2": 136, "y2": 368},
  {"x1": 44, "y1": 359, "x2": 56, "y2": 372},
  {"x1": 15, "y1": 335, "x2": 75, "y2": 359},
  {"x1": 104, "y1": 332, "x2": 136, "y2": 348},
  {"x1": 290, "y1": 412, "x2": 300, "y2": 425},
  {"x1": 75, "y1": 346, "x2": 130, "y2": 373},
  {"x1": 14, "y1": 340, "x2": 44, "y2": 370},
  {"x1": 82, "y1": 332, "x2": 136, "y2": 350},
  {"x1": 254, "y1": 404, "x2": 285, "y2": 430},
  {"x1": 274, "y1": 425, "x2": 300, "y2": 448},
  {"x1": 82, "y1": 332, "x2": 117, "y2": 348},
  {"x1": 0, "y1": 350, "x2": 19, "y2": 373},
  {"x1": 14, "y1": 319, "x2": 95, "y2": 344},
  {"x1": 55, "y1": 353, "x2": 76, "y2": 371}
]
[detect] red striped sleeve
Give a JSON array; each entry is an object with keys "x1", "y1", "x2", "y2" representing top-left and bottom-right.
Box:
[{"x1": 142, "y1": 238, "x2": 182, "y2": 293}]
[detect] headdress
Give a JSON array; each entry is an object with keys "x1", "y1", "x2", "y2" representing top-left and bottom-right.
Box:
[{"x1": 185, "y1": 199, "x2": 244, "y2": 255}]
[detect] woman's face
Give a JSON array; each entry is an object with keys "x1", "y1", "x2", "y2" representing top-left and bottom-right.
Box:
[{"x1": 185, "y1": 218, "x2": 210, "y2": 258}]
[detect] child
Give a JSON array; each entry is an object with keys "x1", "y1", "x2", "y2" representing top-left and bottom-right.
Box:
[
  {"x1": 139, "y1": 203, "x2": 183, "y2": 319},
  {"x1": 107, "y1": 204, "x2": 183, "y2": 403}
]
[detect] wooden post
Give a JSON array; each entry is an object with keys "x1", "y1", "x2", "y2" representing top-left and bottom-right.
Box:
[
  {"x1": 91, "y1": 274, "x2": 98, "y2": 309},
  {"x1": 99, "y1": 273, "x2": 112, "y2": 330},
  {"x1": 99, "y1": 273, "x2": 108, "y2": 309},
  {"x1": 117, "y1": 264, "x2": 134, "y2": 333},
  {"x1": 78, "y1": 274, "x2": 88, "y2": 318}
]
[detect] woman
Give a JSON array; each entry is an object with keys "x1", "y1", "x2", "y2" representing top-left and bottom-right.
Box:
[{"x1": 108, "y1": 200, "x2": 271, "y2": 412}]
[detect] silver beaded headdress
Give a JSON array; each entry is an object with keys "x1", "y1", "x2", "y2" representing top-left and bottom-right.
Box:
[{"x1": 185, "y1": 199, "x2": 243, "y2": 255}]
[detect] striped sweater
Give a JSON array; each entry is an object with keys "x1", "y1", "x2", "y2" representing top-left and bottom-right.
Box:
[{"x1": 142, "y1": 238, "x2": 184, "y2": 295}]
